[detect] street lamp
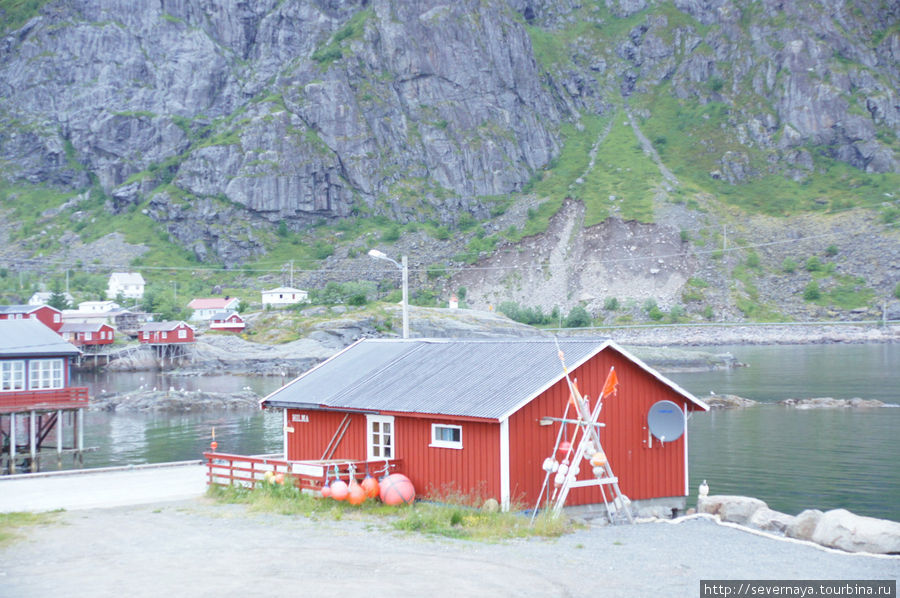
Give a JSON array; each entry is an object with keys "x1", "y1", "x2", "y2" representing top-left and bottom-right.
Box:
[{"x1": 368, "y1": 249, "x2": 409, "y2": 339}]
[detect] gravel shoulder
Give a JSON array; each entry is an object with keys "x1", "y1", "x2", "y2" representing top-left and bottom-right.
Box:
[{"x1": 2, "y1": 499, "x2": 897, "y2": 597}]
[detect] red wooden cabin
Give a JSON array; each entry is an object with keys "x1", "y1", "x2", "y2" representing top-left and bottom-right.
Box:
[
  {"x1": 261, "y1": 338, "x2": 708, "y2": 513},
  {"x1": 59, "y1": 322, "x2": 115, "y2": 347},
  {"x1": 0, "y1": 304, "x2": 63, "y2": 332},
  {"x1": 209, "y1": 311, "x2": 245, "y2": 332},
  {"x1": 138, "y1": 321, "x2": 195, "y2": 344},
  {"x1": 1, "y1": 320, "x2": 89, "y2": 472}
]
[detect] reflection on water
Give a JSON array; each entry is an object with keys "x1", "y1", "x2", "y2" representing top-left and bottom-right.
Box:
[{"x1": 670, "y1": 343, "x2": 900, "y2": 522}]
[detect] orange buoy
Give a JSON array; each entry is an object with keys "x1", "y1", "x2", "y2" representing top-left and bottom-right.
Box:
[
  {"x1": 558, "y1": 441, "x2": 572, "y2": 454},
  {"x1": 348, "y1": 481, "x2": 366, "y2": 506},
  {"x1": 320, "y1": 483, "x2": 332, "y2": 499},
  {"x1": 590, "y1": 452, "x2": 607, "y2": 467},
  {"x1": 274, "y1": 473, "x2": 285, "y2": 485},
  {"x1": 361, "y1": 475, "x2": 380, "y2": 499},
  {"x1": 330, "y1": 480, "x2": 349, "y2": 501},
  {"x1": 379, "y1": 473, "x2": 415, "y2": 506}
]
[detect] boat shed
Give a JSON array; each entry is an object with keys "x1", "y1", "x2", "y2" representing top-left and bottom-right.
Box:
[
  {"x1": 260, "y1": 338, "x2": 709, "y2": 512},
  {"x1": 0, "y1": 320, "x2": 89, "y2": 473}
]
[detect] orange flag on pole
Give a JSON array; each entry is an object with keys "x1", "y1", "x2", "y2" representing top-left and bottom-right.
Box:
[{"x1": 601, "y1": 367, "x2": 618, "y2": 397}]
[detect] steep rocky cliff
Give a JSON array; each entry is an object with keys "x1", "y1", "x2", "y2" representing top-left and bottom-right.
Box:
[{"x1": 0, "y1": 0, "x2": 897, "y2": 320}]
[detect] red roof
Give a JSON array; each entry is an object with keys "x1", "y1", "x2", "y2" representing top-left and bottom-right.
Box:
[{"x1": 188, "y1": 298, "x2": 238, "y2": 310}]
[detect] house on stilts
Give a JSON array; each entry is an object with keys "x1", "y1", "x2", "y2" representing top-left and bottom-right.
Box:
[
  {"x1": 258, "y1": 337, "x2": 709, "y2": 515},
  {"x1": 0, "y1": 320, "x2": 89, "y2": 473}
]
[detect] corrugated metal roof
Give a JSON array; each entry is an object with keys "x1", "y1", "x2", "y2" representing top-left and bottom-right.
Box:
[
  {"x1": 0, "y1": 320, "x2": 80, "y2": 357},
  {"x1": 59, "y1": 322, "x2": 109, "y2": 333},
  {"x1": 262, "y1": 338, "x2": 611, "y2": 420},
  {"x1": 140, "y1": 321, "x2": 193, "y2": 332},
  {"x1": 0, "y1": 304, "x2": 40, "y2": 314}
]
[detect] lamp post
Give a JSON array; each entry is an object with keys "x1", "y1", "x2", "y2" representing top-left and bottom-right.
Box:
[{"x1": 368, "y1": 249, "x2": 409, "y2": 339}]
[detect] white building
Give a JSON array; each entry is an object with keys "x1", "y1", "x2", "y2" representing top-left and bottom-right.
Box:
[
  {"x1": 28, "y1": 291, "x2": 74, "y2": 306},
  {"x1": 261, "y1": 287, "x2": 309, "y2": 307},
  {"x1": 187, "y1": 297, "x2": 241, "y2": 321},
  {"x1": 107, "y1": 272, "x2": 145, "y2": 299},
  {"x1": 78, "y1": 301, "x2": 120, "y2": 313}
]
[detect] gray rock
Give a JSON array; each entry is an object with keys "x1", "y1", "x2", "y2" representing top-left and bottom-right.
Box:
[
  {"x1": 698, "y1": 495, "x2": 767, "y2": 525},
  {"x1": 811, "y1": 508, "x2": 900, "y2": 554},
  {"x1": 785, "y1": 509, "x2": 823, "y2": 542},
  {"x1": 748, "y1": 507, "x2": 795, "y2": 534}
]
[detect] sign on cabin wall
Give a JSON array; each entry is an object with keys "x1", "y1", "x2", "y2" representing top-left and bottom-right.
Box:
[{"x1": 292, "y1": 414, "x2": 309, "y2": 423}]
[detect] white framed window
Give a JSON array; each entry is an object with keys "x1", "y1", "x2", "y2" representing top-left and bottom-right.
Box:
[
  {"x1": 178, "y1": 328, "x2": 187, "y2": 339},
  {"x1": 85, "y1": 332, "x2": 93, "y2": 341},
  {"x1": 1, "y1": 361, "x2": 25, "y2": 392},
  {"x1": 53, "y1": 313, "x2": 61, "y2": 322},
  {"x1": 430, "y1": 423, "x2": 463, "y2": 449},
  {"x1": 28, "y1": 359, "x2": 63, "y2": 390},
  {"x1": 366, "y1": 415, "x2": 395, "y2": 460}
]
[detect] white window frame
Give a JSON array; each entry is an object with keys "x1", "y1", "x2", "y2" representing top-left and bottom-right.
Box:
[
  {"x1": 430, "y1": 423, "x2": 463, "y2": 449},
  {"x1": 85, "y1": 332, "x2": 92, "y2": 341},
  {"x1": 178, "y1": 328, "x2": 187, "y2": 339},
  {"x1": 1, "y1": 360, "x2": 25, "y2": 392},
  {"x1": 28, "y1": 359, "x2": 64, "y2": 390},
  {"x1": 366, "y1": 414, "x2": 395, "y2": 461}
]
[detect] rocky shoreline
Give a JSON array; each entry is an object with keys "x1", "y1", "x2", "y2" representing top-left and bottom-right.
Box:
[
  {"x1": 91, "y1": 389, "x2": 261, "y2": 412},
  {"x1": 697, "y1": 494, "x2": 900, "y2": 555}
]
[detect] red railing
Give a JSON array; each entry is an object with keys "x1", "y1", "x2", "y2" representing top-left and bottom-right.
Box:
[
  {"x1": 0, "y1": 386, "x2": 89, "y2": 413},
  {"x1": 203, "y1": 451, "x2": 401, "y2": 492}
]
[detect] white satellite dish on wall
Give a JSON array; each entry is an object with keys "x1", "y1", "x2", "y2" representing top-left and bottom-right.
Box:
[{"x1": 647, "y1": 400, "x2": 685, "y2": 442}]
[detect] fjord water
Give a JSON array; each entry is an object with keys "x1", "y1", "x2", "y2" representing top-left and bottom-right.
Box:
[
  {"x1": 666, "y1": 343, "x2": 900, "y2": 522},
  {"x1": 66, "y1": 343, "x2": 899, "y2": 521}
]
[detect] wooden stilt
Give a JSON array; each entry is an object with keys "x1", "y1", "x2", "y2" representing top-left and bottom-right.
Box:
[
  {"x1": 76, "y1": 408, "x2": 84, "y2": 466},
  {"x1": 29, "y1": 410, "x2": 37, "y2": 472},
  {"x1": 9, "y1": 413, "x2": 16, "y2": 474},
  {"x1": 56, "y1": 409, "x2": 63, "y2": 468}
]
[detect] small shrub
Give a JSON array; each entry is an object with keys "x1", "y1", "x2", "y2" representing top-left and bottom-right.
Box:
[
  {"x1": 564, "y1": 305, "x2": 592, "y2": 328},
  {"x1": 313, "y1": 241, "x2": 334, "y2": 260},
  {"x1": 702, "y1": 305, "x2": 715, "y2": 320},
  {"x1": 381, "y1": 225, "x2": 401, "y2": 242},
  {"x1": 782, "y1": 258, "x2": 797, "y2": 273},
  {"x1": 894, "y1": 282, "x2": 900, "y2": 300},
  {"x1": 603, "y1": 297, "x2": 619, "y2": 311},
  {"x1": 745, "y1": 251, "x2": 760, "y2": 268},
  {"x1": 803, "y1": 280, "x2": 821, "y2": 300},
  {"x1": 825, "y1": 245, "x2": 839, "y2": 257},
  {"x1": 805, "y1": 256, "x2": 822, "y2": 272}
]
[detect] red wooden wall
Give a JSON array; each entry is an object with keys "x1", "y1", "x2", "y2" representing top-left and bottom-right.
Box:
[
  {"x1": 286, "y1": 409, "x2": 501, "y2": 501},
  {"x1": 509, "y1": 345, "x2": 691, "y2": 507}
]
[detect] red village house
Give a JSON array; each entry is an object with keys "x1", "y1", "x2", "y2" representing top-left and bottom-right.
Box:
[
  {"x1": 0, "y1": 304, "x2": 63, "y2": 333},
  {"x1": 1, "y1": 320, "x2": 89, "y2": 472},
  {"x1": 260, "y1": 338, "x2": 709, "y2": 515},
  {"x1": 59, "y1": 322, "x2": 115, "y2": 347},
  {"x1": 209, "y1": 311, "x2": 246, "y2": 332},
  {"x1": 138, "y1": 321, "x2": 195, "y2": 344}
]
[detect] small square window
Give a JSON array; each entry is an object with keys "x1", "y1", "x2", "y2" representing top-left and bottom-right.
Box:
[{"x1": 430, "y1": 424, "x2": 462, "y2": 449}]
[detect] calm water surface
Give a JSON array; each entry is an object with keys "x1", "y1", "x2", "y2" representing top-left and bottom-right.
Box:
[
  {"x1": 668, "y1": 343, "x2": 900, "y2": 522},
  {"x1": 56, "y1": 344, "x2": 899, "y2": 522}
]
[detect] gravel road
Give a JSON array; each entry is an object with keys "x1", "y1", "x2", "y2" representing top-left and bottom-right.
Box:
[{"x1": 1, "y1": 499, "x2": 897, "y2": 597}]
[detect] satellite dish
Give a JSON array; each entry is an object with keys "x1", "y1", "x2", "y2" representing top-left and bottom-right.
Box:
[{"x1": 647, "y1": 400, "x2": 685, "y2": 442}]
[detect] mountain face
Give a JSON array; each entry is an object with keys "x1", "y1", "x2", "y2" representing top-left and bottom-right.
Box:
[{"x1": 0, "y1": 0, "x2": 898, "y2": 319}]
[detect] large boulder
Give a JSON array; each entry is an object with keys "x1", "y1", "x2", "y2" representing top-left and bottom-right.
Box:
[
  {"x1": 748, "y1": 507, "x2": 795, "y2": 533},
  {"x1": 811, "y1": 509, "x2": 900, "y2": 554},
  {"x1": 785, "y1": 509, "x2": 823, "y2": 541},
  {"x1": 698, "y1": 495, "x2": 766, "y2": 525}
]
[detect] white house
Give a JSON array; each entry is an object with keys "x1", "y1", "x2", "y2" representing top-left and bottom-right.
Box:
[
  {"x1": 107, "y1": 272, "x2": 145, "y2": 300},
  {"x1": 28, "y1": 291, "x2": 75, "y2": 306},
  {"x1": 78, "y1": 301, "x2": 120, "y2": 313},
  {"x1": 261, "y1": 287, "x2": 309, "y2": 307},
  {"x1": 187, "y1": 297, "x2": 240, "y2": 322}
]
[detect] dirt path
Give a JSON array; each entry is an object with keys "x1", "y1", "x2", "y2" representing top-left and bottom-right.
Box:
[{"x1": 1, "y1": 499, "x2": 897, "y2": 597}]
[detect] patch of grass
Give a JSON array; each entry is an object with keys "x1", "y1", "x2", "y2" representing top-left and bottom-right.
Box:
[
  {"x1": 208, "y1": 479, "x2": 576, "y2": 541},
  {"x1": 578, "y1": 111, "x2": 658, "y2": 225},
  {"x1": 0, "y1": 0, "x2": 51, "y2": 34},
  {"x1": 0, "y1": 511, "x2": 60, "y2": 546},
  {"x1": 311, "y1": 9, "x2": 372, "y2": 68}
]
